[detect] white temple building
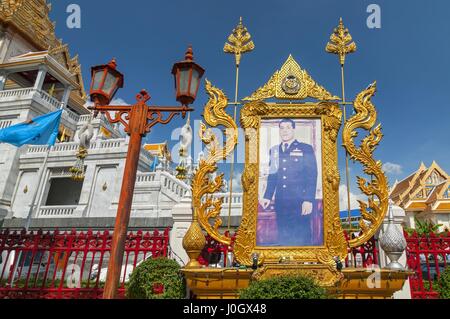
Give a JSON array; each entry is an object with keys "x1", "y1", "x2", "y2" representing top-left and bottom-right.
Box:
[{"x1": 0, "y1": 4, "x2": 243, "y2": 232}]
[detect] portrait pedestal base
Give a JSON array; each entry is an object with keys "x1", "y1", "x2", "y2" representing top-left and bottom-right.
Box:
[
  {"x1": 182, "y1": 268, "x2": 254, "y2": 299},
  {"x1": 327, "y1": 268, "x2": 413, "y2": 299}
]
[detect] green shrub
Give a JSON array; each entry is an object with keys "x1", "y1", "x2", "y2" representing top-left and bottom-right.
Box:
[
  {"x1": 436, "y1": 267, "x2": 450, "y2": 299},
  {"x1": 239, "y1": 274, "x2": 328, "y2": 299},
  {"x1": 405, "y1": 218, "x2": 443, "y2": 236},
  {"x1": 126, "y1": 257, "x2": 185, "y2": 299}
]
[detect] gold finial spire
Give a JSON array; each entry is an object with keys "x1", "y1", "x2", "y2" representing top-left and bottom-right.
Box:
[
  {"x1": 326, "y1": 17, "x2": 357, "y2": 66},
  {"x1": 224, "y1": 17, "x2": 255, "y2": 67},
  {"x1": 326, "y1": 18, "x2": 357, "y2": 239}
]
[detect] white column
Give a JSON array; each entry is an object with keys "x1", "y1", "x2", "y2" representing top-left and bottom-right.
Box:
[
  {"x1": 60, "y1": 85, "x2": 72, "y2": 109},
  {"x1": 0, "y1": 30, "x2": 12, "y2": 63},
  {"x1": 379, "y1": 205, "x2": 412, "y2": 299},
  {"x1": 33, "y1": 66, "x2": 48, "y2": 91},
  {"x1": 169, "y1": 190, "x2": 194, "y2": 266},
  {"x1": 0, "y1": 71, "x2": 7, "y2": 90}
]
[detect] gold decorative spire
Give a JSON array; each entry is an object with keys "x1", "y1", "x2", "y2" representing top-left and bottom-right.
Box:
[
  {"x1": 224, "y1": 17, "x2": 255, "y2": 67},
  {"x1": 325, "y1": 18, "x2": 357, "y2": 66},
  {"x1": 244, "y1": 55, "x2": 339, "y2": 101}
]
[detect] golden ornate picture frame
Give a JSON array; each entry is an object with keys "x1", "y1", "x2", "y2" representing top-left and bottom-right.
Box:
[{"x1": 234, "y1": 101, "x2": 348, "y2": 267}]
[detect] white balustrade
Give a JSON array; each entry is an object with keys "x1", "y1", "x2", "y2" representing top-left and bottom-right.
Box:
[
  {"x1": 98, "y1": 139, "x2": 123, "y2": 149},
  {"x1": 79, "y1": 115, "x2": 91, "y2": 123},
  {"x1": 136, "y1": 173, "x2": 157, "y2": 183},
  {"x1": 37, "y1": 90, "x2": 62, "y2": 109},
  {"x1": 52, "y1": 142, "x2": 79, "y2": 152},
  {"x1": 27, "y1": 145, "x2": 49, "y2": 153},
  {"x1": 0, "y1": 88, "x2": 34, "y2": 99},
  {"x1": 37, "y1": 206, "x2": 77, "y2": 218},
  {"x1": 64, "y1": 109, "x2": 80, "y2": 123},
  {"x1": 0, "y1": 120, "x2": 13, "y2": 129},
  {"x1": 0, "y1": 89, "x2": 82, "y2": 125}
]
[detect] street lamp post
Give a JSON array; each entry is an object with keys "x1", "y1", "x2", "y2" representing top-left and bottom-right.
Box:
[{"x1": 88, "y1": 46, "x2": 204, "y2": 299}]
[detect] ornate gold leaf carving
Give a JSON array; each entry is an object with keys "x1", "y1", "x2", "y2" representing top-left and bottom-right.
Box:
[
  {"x1": 243, "y1": 73, "x2": 278, "y2": 102},
  {"x1": 190, "y1": 80, "x2": 238, "y2": 246},
  {"x1": 244, "y1": 55, "x2": 339, "y2": 101},
  {"x1": 342, "y1": 82, "x2": 389, "y2": 247},
  {"x1": 240, "y1": 100, "x2": 269, "y2": 129},
  {"x1": 224, "y1": 17, "x2": 255, "y2": 66},
  {"x1": 326, "y1": 18, "x2": 357, "y2": 66}
]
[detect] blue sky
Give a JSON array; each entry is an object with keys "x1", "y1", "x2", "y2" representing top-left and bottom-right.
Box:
[{"x1": 49, "y1": 0, "x2": 450, "y2": 205}]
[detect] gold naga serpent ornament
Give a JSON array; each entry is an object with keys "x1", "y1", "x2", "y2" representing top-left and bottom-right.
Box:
[
  {"x1": 182, "y1": 80, "x2": 238, "y2": 267},
  {"x1": 343, "y1": 82, "x2": 389, "y2": 248}
]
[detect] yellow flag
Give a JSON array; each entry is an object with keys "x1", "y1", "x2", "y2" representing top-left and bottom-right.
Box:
[{"x1": 100, "y1": 127, "x2": 112, "y2": 138}]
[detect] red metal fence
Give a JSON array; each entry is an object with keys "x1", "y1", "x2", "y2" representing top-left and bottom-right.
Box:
[
  {"x1": 0, "y1": 228, "x2": 169, "y2": 299},
  {"x1": 344, "y1": 232, "x2": 379, "y2": 268},
  {"x1": 198, "y1": 231, "x2": 236, "y2": 268},
  {"x1": 405, "y1": 231, "x2": 450, "y2": 299}
]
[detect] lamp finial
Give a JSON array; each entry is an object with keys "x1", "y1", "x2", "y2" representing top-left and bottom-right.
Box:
[
  {"x1": 185, "y1": 46, "x2": 193, "y2": 61},
  {"x1": 108, "y1": 58, "x2": 117, "y2": 69}
]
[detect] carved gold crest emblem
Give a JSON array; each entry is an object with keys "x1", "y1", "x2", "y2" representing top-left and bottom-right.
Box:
[{"x1": 281, "y1": 75, "x2": 301, "y2": 95}]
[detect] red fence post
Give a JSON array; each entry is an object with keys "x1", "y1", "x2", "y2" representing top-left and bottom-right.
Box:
[{"x1": 404, "y1": 231, "x2": 449, "y2": 299}]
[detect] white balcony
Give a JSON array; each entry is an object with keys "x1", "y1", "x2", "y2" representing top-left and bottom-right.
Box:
[{"x1": 0, "y1": 88, "x2": 80, "y2": 130}]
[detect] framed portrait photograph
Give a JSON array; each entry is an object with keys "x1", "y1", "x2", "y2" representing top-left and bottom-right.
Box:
[
  {"x1": 235, "y1": 101, "x2": 347, "y2": 265},
  {"x1": 257, "y1": 118, "x2": 323, "y2": 247}
]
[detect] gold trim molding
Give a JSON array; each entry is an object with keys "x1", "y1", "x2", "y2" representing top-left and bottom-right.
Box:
[
  {"x1": 253, "y1": 264, "x2": 342, "y2": 287},
  {"x1": 243, "y1": 55, "x2": 340, "y2": 101}
]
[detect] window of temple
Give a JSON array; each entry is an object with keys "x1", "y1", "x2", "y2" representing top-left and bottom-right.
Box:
[{"x1": 44, "y1": 177, "x2": 84, "y2": 206}]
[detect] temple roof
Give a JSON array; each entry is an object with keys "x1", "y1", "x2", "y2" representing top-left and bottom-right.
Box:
[
  {"x1": 0, "y1": 0, "x2": 87, "y2": 102},
  {"x1": 390, "y1": 161, "x2": 450, "y2": 213},
  {"x1": 143, "y1": 142, "x2": 172, "y2": 162},
  {"x1": 1, "y1": 51, "x2": 80, "y2": 89}
]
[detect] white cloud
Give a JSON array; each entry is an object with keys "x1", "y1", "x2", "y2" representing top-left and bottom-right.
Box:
[
  {"x1": 224, "y1": 172, "x2": 242, "y2": 193},
  {"x1": 83, "y1": 97, "x2": 129, "y2": 108},
  {"x1": 382, "y1": 162, "x2": 403, "y2": 175},
  {"x1": 110, "y1": 98, "x2": 130, "y2": 106},
  {"x1": 231, "y1": 173, "x2": 243, "y2": 192},
  {"x1": 339, "y1": 184, "x2": 367, "y2": 211}
]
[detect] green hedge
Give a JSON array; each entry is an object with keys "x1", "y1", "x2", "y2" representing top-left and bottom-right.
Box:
[
  {"x1": 126, "y1": 257, "x2": 185, "y2": 299},
  {"x1": 239, "y1": 274, "x2": 328, "y2": 299},
  {"x1": 437, "y1": 267, "x2": 450, "y2": 299}
]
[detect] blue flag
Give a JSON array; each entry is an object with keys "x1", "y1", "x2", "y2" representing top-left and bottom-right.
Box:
[
  {"x1": 150, "y1": 156, "x2": 159, "y2": 172},
  {"x1": 0, "y1": 110, "x2": 63, "y2": 147}
]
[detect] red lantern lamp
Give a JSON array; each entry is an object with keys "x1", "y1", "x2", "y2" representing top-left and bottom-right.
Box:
[
  {"x1": 171, "y1": 46, "x2": 205, "y2": 106},
  {"x1": 90, "y1": 59, "x2": 124, "y2": 105}
]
